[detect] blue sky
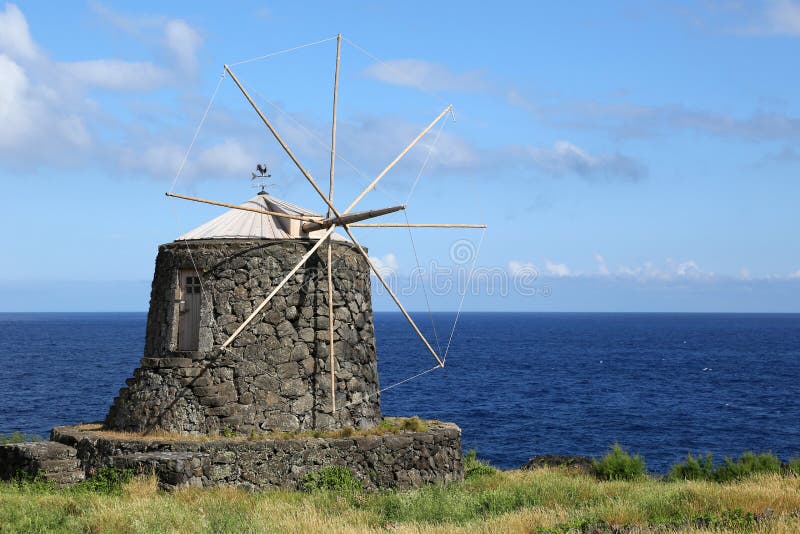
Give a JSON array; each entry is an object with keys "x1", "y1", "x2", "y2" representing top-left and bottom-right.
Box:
[{"x1": 1, "y1": 1, "x2": 798, "y2": 312}]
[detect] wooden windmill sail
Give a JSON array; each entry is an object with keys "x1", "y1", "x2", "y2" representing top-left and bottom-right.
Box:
[{"x1": 168, "y1": 34, "x2": 485, "y2": 413}]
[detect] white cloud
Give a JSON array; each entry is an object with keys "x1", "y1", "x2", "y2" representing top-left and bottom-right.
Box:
[
  {"x1": 508, "y1": 260, "x2": 570, "y2": 277},
  {"x1": 0, "y1": 3, "x2": 208, "y2": 171},
  {"x1": 362, "y1": 59, "x2": 490, "y2": 92},
  {"x1": 510, "y1": 141, "x2": 646, "y2": 180},
  {"x1": 266, "y1": 111, "x2": 481, "y2": 184},
  {"x1": 116, "y1": 138, "x2": 259, "y2": 180},
  {"x1": 0, "y1": 3, "x2": 644, "y2": 187},
  {"x1": 595, "y1": 253, "x2": 610, "y2": 275},
  {"x1": 788, "y1": 269, "x2": 800, "y2": 279},
  {"x1": 165, "y1": 19, "x2": 202, "y2": 73},
  {"x1": 544, "y1": 261, "x2": 571, "y2": 277},
  {"x1": 0, "y1": 3, "x2": 40, "y2": 61},
  {"x1": 746, "y1": 0, "x2": 800, "y2": 36},
  {"x1": 273, "y1": 111, "x2": 644, "y2": 183},
  {"x1": 60, "y1": 60, "x2": 171, "y2": 91},
  {"x1": 510, "y1": 93, "x2": 800, "y2": 143},
  {"x1": 370, "y1": 253, "x2": 399, "y2": 277},
  {"x1": 508, "y1": 261, "x2": 538, "y2": 276},
  {"x1": 511, "y1": 256, "x2": 719, "y2": 281},
  {"x1": 0, "y1": 54, "x2": 92, "y2": 159},
  {"x1": 333, "y1": 115, "x2": 479, "y2": 174},
  {"x1": 614, "y1": 259, "x2": 714, "y2": 282},
  {"x1": 191, "y1": 139, "x2": 258, "y2": 178},
  {"x1": 91, "y1": 3, "x2": 203, "y2": 73}
]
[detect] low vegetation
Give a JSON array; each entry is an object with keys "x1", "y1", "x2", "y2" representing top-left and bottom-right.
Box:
[
  {"x1": 0, "y1": 432, "x2": 41, "y2": 445},
  {"x1": 592, "y1": 443, "x2": 647, "y2": 481},
  {"x1": 463, "y1": 449, "x2": 497, "y2": 480},
  {"x1": 302, "y1": 466, "x2": 362, "y2": 493},
  {"x1": 1, "y1": 447, "x2": 799, "y2": 532},
  {"x1": 72, "y1": 416, "x2": 431, "y2": 442},
  {"x1": 669, "y1": 451, "x2": 788, "y2": 482}
]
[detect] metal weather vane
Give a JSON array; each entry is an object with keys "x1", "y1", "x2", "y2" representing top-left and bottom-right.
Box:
[
  {"x1": 251, "y1": 163, "x2": 272, "y2": 193},
  {"x1": 166, "y1": 34, "x2": 485, "y2": 412}
]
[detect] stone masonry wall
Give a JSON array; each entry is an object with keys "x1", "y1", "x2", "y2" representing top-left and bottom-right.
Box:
[
  {"x1": 0, "y1": 442, "x2": 85, "y2": 487},
  {"x1": 52, "y1": 423, "x2": 463, "y2": 491},
  {"x1": 105, "y1": 239, "x2": 380, "y2": 434}
]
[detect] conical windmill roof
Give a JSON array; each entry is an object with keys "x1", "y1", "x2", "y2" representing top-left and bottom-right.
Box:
[{"x1": 176, "y1": 193, "x2": 347, "y2": 241}]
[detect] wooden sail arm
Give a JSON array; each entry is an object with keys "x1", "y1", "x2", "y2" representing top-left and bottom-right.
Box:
[
  {"x1": 328, "y1": 34, "x2": 341, "y2": 216},
  {"x1": 302, "y1": 204, "x2": 406, "y2": 232},
  {"x1": 166, "y1": 192, "x2": 321, "y2": 223},
  {"x1": 224, "y1": 64, "x2": 344, "y2": 220},
  {"x1": 349, "y1": 223, "x2": 487, "y2": 228},
  {"x1": 341, "y1": 104, "x2": 452, "y2": 216},
  {"x1": 327, "y1": 34, "x2": 342, "y2": 412},
  {"x1": 221, "y1": 225, "x2": 337, "y2": 349},
  {"x1": 341, "y1": 224, "x2": 445, "y2": 368}
]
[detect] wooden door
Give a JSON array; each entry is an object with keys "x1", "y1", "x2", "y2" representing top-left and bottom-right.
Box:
[{"x1": 178, "y1": 270, "x2": 202, "y2": 351}]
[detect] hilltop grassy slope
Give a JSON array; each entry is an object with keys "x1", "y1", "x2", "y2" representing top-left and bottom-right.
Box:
[{"x1": 1, "y1": 466, "x2": 799, "y2": 533}]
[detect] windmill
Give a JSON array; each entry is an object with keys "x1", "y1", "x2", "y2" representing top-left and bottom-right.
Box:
[{"x1": 163, "y1": 35, "x2": 485, "y2": 417}]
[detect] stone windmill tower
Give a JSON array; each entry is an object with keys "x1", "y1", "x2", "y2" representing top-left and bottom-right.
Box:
[
  {"x1": 105, "y1": 35, "x2": 484, "y2": 436},
  {"x1": 105, "y1": 188, "x2": 385, "y2": 434}
]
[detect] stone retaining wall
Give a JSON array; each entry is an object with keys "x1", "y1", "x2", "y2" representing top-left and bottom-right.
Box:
[
  {"x1": 106, "y1": 239, "x2": 380, "y2": 435},
  {"x1": 0, "y1": 442, "x2": 85, "y2": 487},
  {"x1": 51, "y1": 422, "x2": 463, "y2": 491}
]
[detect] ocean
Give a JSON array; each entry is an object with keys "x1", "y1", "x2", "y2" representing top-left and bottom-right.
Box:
[{"x1": 1, "y1": 312, "x2": 798, "y2": 473}]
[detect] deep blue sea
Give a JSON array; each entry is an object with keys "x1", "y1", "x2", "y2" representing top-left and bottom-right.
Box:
[{"x1": 1, "y1": 312, "x2": 798, "y2": 473}]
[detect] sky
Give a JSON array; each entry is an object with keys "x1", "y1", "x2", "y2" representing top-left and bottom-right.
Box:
[{"x1": 0, "y1": 1, "x2": 798, "y2": 312}]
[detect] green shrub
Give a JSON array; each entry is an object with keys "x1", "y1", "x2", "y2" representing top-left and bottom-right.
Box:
[
  {"x1": 8, "y1": 470, "x2": 55, "y2": 492},
  {"x1": 592, "y1": 444, "x2": 646, "y2": 481},
  {"x1": 69, "y1": 467, "x2": 134, "y2": 495},
  {"x1": 713, "y1": 451, "x2": 781, "y2": 482},
  {"x1": 0, "y1": 432, "x2": 42, "y2": 445},
  {"x1": 463, "y1": 450, "x2": 496, "y2": 480},
  {"x1": 301, "y1": 466, "x2": 362, "y2": 492},
  {"x1": 668, "y1": 452, "x2": 715, "y2": 481},
  {"x1": 788, "y1": 457, "x2": 800, "y2": 476}
]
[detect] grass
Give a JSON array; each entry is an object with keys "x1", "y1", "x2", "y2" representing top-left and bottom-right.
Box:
[
  {"x1": 2, "y1": 462, "x2": 800, "y2": 533},
  {"x1": 70, "y1": 416, "x2": 433, "y2": 443},
  {"x1": 0, "y1": 432, "x2": 42, "y2": 444},
  {"x1": 302, "y1": 466, "x2": 362, "y2": 493}
]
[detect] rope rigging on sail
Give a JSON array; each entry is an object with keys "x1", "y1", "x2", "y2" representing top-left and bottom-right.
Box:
[{"x1": 166, "y1": 34, "x2": 487, "y2": 406}]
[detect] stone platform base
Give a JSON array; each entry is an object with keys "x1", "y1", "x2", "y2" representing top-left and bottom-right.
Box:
[
  {"x1": 47, "y1": 421, "x2": 463, "y2": 491},
  {"x1": 0, "y1": 441, "x2": 85, "y2": 487}
]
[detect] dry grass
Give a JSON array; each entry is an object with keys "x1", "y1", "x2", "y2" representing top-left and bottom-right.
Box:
[
  {"x1": 72, "y1": 416, "x2": 432, "y2": 443},
  {"x1": 1, "y1": 466, "x2": 799, "y2": 533}
]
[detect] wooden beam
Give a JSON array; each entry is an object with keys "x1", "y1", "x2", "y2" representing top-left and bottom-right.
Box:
[
  {"x1": 349, "y1": 223, "x2": 487, "y2": 228},
  {"x1": 327, "y1": 242, "x2": 336, "y2": 413},
  {"x1": 221, "y1": 225, "x2": 337, "y2": 349},
  {"x1": 341, "y1": 225, "x2": 444, "y2": 367},
  {"x1": 328, "y1": 34, "x2": 341, "y2": 217},
  {"x1": 327, "y1": 35, "x2": 341, "y2": 412},
  {"x1": 224, "y1": 64, "x2": 343, "y2": 219},
  {"x1": 342, "y1": 104, "x2": 452, "y2": 216},
  {"x1": 302, "y1": 204, "x2": 405, "y2": 232},
  {"x1": 165, "y1": 192, "x2": 319, "y2": 223}
]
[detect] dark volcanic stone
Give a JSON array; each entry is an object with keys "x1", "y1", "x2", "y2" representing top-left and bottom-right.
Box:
[
  {"x1": 0, "y1": 442, "x2": 85, "y2": 487},
  {"x1": 104, "y1": 239, "x2": 380, "y2": 434},
  {"x1": 50, "y1": 422, "x2": 463, "y2": 491}
]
